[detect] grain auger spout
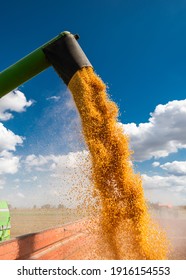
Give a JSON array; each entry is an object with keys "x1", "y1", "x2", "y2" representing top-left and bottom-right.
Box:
[{"x1": 0, "y1": 31, "x2": 92, "y2": 98}]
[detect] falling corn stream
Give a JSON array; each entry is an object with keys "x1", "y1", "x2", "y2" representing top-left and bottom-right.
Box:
[
  {"x1": 69, "y1": 67, "x2": 169, "y2": 260},
  {"x1": 0, "y1": 32, "x2": 170, "y2": 259}
]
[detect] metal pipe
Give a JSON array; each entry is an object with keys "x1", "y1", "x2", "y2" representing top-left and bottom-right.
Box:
[{"x1": 0, "y1": 31, "x2": 70, "y2": 98}]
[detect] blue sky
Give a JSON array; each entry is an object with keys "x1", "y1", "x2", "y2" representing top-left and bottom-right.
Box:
[{"x1": 0, "y1": 0, "x2": 186, "y2": 207}]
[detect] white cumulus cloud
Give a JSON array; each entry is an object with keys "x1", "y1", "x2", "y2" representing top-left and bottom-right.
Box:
[
  {"x1": 0, "y1": 90, "x2": 33, "y2": 121},
  {"x1": 142, "y1": 173, "x2": 186, "y2": 193},
  {"x1": 0, "y1": 125, "x2": 22, "y2": 175},
  {"x1": 152, "y1": 161, "x2": 160, "y2": 167},
  {"x1": 24, "y1": 154, "x2": 49, "y2": 169},
  {"x1": 0, "y1": 90, "x2": 32, "y2": 175},
  {"x1": 160, "y1": 161, "x2": 186, "y2": 176},
  {"x1": 123, "y1": 99, "x2": 186, "y2": 161},
  {"x1": 24, "y1": 150, "x2": 90, "y2": 173},
  {"x1": 142, "y1": 173, "x2": 186, "y2": 205},
  {"x1": 0, "y1": 123, "x2": 23, "y2": 152},
  {"x1": 0, "y1": 152, "x2": 20, "y2": 175}
]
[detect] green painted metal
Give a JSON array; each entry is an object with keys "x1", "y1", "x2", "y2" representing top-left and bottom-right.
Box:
[
  {"x1": 0, "y1": 201, "x2": 11, "y2": 241},
  {"x1": 0, "y1": 31, "x2": 70, "y2": 98}
]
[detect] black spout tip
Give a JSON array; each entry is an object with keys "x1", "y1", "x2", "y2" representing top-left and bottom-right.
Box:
[
  {"x1": 74, "y1": 34, "x2": 80, "y2": 40},
  {"x1": 43, "y1": 32, "x2": 92, "y2": 85}
]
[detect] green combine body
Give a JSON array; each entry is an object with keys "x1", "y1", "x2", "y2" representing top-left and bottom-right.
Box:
[{"x1": 0, "y1": 201, "x2": 11, "y2": 241}]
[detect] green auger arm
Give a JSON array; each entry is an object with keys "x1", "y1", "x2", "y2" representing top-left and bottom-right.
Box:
[{"x1": 0, "y1": 31, "x2": 92, "y2": 98}]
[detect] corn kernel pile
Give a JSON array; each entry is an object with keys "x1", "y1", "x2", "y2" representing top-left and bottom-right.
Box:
[{"x1": 69, "y1": 67, "x2": 169, "y2": 259}]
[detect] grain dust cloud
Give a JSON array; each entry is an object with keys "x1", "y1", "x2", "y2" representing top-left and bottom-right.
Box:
[{"x1": 68, "y1": 67, "x2": 169, "y2": 259}]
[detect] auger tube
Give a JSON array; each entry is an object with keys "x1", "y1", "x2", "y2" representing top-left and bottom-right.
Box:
[
  {"x1": 0, "y1": 32, "x2": 69, "y2": 98},
  {"x1": 0, "y1": 31, "x2": 92, "y2": 99}
]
